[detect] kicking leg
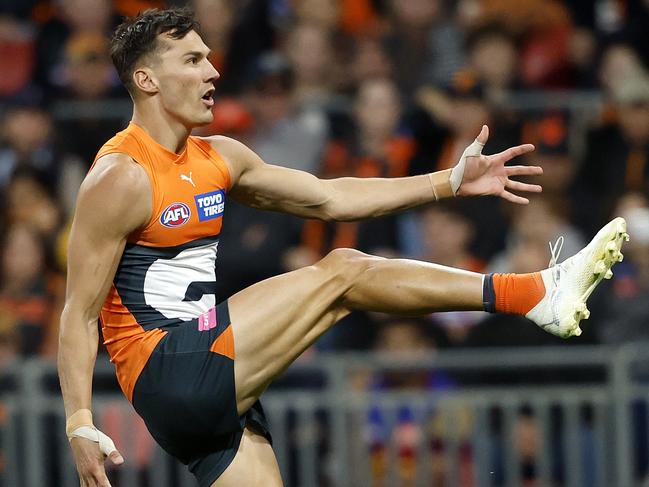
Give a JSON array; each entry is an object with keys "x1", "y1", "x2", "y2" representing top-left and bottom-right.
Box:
[
  {"x1": 219, "y1": 218, "x2": 627, "y2": 486},
  {"x1": 230, "y1": 216, "x2": 628, "y2": 411},
  {"x1": 229, "y1": 248, "x2": 484, "y2": 413}
]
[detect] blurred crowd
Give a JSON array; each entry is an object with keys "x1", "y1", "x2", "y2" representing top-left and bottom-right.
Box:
[
  {"x1": 0, "y1": 1, "x2": 649, "y2": 486},
  {"x1": 0, "y1": 0, "x2": 648, "y2": 365}
]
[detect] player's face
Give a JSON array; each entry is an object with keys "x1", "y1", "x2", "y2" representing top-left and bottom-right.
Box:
[{"x1": 151, "y1": 30, "x2": 219, "y2": 127}]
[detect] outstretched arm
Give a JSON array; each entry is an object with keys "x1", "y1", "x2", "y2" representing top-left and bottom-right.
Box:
[
  {"x1": 58, "y1": 154, "x2": 150, "y2": 487},
  {"x1": 211, "y1": 126, "x2": 541, "y2": 222}
]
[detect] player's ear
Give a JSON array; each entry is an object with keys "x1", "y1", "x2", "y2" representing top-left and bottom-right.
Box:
[{"x1": 133, "y1": 67, "x2": 159, "y2": 95}]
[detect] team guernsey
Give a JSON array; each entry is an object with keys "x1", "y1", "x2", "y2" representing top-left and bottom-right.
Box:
[
  {"x1": 95, "y1": 123, "x2": 270, "y2": 485},
  {"x1": 94, "y1": 122, "x2": 232, "y2": 402}
]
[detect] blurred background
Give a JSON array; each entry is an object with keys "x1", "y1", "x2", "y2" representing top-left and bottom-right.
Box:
[{"x1": 1, "y1": 0, "x2": 649, "y2": 486}]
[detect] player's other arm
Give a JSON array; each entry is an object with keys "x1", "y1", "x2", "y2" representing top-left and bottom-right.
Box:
[
  {"x1": 210, "y1": 126, "x2": 542, "y2": 222},
  {"x1": 58, "y1": 154, "x2": 151, "y2": 487}
]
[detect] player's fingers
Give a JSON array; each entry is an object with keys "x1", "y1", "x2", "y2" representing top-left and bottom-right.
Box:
[
  {"x1": 494, "y1": 144, "x2": 535, "y2": 162},
  {"x1": 505, "y1": 165, "x2": 543, "y2": 176},
  {"x1": 506, "y1": 179, "x2": 542, "y2": 193},
  {"x1": 94, "y1": 470, "x2": 112, "y2": 487},
  {"x1": 80, "y1": 472, "x2": 99, "y2": 487},
  {"x1": 108, "y1": 450, "x2": 124, "y2": 465},
  {"x1": 500, "y1": 190, "x2": 530, "y2": 205},
  {"x1": 475, "y1": 124, "x2": 489, "y2": 145}
]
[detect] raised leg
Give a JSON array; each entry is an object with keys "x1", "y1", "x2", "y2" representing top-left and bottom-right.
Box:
[{"x1": 229, "y1": 248, "x2": 483, "y2": 413}]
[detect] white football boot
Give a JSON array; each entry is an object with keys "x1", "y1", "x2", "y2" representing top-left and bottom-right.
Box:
[{"x1": 526, "y1": 217, "x2": 630, "y2": 338}]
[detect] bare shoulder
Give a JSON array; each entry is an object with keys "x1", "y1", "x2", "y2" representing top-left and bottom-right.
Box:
[
  {"x1": 200, "y1": 135, "x2": 262, "y2": 185},
  {"x1": 76, "y1": 153, "x2": 152, "y2": 236}
]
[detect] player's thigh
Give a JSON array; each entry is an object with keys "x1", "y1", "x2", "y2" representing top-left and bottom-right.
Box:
[
  {"x1": 229, "y1": 248, "x2": 373, "y2": 412},
  {"x1": 211, "y1": 427, "x2": 283, "y2": 487}
]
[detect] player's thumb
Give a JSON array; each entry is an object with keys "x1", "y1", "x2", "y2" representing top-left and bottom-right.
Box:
[
  {"x1": 108, "y1": 450, "x2": 124, "y2": 465},
  {"x1": 476, "y1": 125, "x2": 489, "y2": 145}
]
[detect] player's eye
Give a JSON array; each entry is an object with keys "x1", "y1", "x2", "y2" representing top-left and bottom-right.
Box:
[{"x1": 188, "y1": 56, "x2": 198, "y2": 64}]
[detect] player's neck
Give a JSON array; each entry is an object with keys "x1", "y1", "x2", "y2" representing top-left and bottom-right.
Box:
[{"x1": 131, "y1": 105, "x2": 192, "y2": 155}]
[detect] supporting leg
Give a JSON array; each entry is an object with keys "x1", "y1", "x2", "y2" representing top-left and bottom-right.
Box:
[{"x1": 212, "y1": 427, "x2": 283, "y2": 487}]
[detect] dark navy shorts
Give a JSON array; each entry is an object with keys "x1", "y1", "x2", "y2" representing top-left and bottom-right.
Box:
[{"x1": 132, "y1": 300, "x2": 272, "y2": 487}]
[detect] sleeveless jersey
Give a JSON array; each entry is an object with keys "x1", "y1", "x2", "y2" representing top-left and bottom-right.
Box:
[{"x1": 93, "y1": 122, "x2": 231, "y2": 401}]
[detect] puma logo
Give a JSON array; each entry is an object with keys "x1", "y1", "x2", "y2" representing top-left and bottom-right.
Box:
[{"x1": 180, "y1": 171, "x2": 196, "y2": 188}]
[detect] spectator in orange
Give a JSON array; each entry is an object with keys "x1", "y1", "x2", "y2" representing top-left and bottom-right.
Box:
[
  {"x1": 34, "y1": 0, "x2": 116, "y2": 93},
  {"x1": 300, "y1": 77, "x2": 410, "y2": 261},
  {"x1": 0, "y1": 223, "x2": 62, "y2": 357},
  {"x1": 520, "y1": 111, "x2": 577, "y2": 196}
]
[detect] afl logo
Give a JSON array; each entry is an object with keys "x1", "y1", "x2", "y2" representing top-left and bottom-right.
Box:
[{"x1": 160, "y1": 202, "x2": 191, "y2": 228}]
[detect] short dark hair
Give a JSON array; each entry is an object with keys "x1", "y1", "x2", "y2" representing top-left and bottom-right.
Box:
[{"x1": 110, "y1": 7, "x2": 199, "y2": 94}]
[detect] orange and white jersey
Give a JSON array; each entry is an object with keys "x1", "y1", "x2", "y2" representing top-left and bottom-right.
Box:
[{"x1": 93, "y1": 122, "x2": 231, "y2": 400}]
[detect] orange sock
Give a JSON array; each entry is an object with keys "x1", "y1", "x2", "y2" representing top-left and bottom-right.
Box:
[{"x1": 491, "y1": 272, "x2": 546, "y2": 315}]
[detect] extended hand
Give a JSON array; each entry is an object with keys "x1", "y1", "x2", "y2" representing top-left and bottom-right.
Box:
[
  {"x1": 70, "y1": 428, "x2": 124, "y2": 487},
  {"x1": 455, "y1": 125, "x2": 542, "y2": 204}
]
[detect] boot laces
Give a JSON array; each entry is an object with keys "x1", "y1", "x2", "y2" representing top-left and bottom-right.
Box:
[{"x1": 548, "y1": 236, "x2": 564, "y2": 267}]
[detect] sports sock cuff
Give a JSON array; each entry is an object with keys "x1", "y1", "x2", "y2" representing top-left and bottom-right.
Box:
[
  {"x1": 492, "y1": 272, "x2": 546, "y2": 315},
  {"x1": 482, "y1": 273, "x2": 496, "y2": 313}
]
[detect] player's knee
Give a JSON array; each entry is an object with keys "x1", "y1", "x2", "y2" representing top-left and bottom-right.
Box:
[
  {"x1": 319, "y1": 248, "x2": 380, "y2": 283},
  {"x1": 321, "y1": 247, "x2": 368, "y2": 269}
]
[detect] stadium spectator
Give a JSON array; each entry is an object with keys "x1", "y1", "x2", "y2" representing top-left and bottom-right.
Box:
[
  {"x1": 284, "y1": 77, "x2": 413, "y2": 350},
  {"x1": 0, "y1": 15, "x2": 37, "y2": 101},
  {"x1": 363, "y1": 319, "x2": 474, "y2": 487},
  {"x1": 192, "y1": 0, "x2": 236, "y2": 84},
  {"x1": 346, "y1": 37, "x2": 394, "y2": 93},
  {"x1": 414, "y1": 73, "x2": 517, "y2": 260},
  {"x1": 299, "y1": 77, "x2": 407, "y2": 261},
  {"x1": 0, "y1": 223, "x2": 62, "y2": 357},
  {"x1": 52, "y1": 31, "x2": 128, "y2": 164},
  {"x1": 384, "y1": 0, "x2": 443, "y2": 94},
  {"x1": 292, "y1": 0, "x2": 340, "y2": 32},
  {"x1": 521, "y1": 111, "x2": 577, "y2": 196},
  {"x1": 0, "y1": 106, "x2": 57, "y2": 191},
  {"x1": 284, "y1": 22, "x2": 341, "y2": 109},
  {"x1": 597, "y1": 192, "x2": 649, "y2": 344},
  {"x1": 415, "y1": 201, "x2": 486, "y2": 344},
  {"x1": 489, "y1": 195, "x2": 585, "y2": 274},
  {"x1": 465, "y1": 24, "x2": 519, "y2": 104},
  {"x1": 0, "y1": 104, "x2": 85, "y2": 216},
  {"x1": 34, "y1": 0, "x2": 116, "y2": 94},
  {"x1": 598, "y1": 42, "x2": 648, "y2": 101},
  {"x1": 572, "y1": 74, "x2": 649, "y2": 236},
  {"x1": 244, "y1": 52, "x2": 329, "y2": 173},
  {"x1": 5, "y1": 167, "x2": 61, "y2": 239},
  {"x1": 0, "y1": 2, "x2": 646, "y2": 485},
  {"x1": 417, "y1": 201, "x2": 483, "y2": 272}
]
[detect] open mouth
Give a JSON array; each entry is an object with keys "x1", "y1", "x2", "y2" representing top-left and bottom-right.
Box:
[{"x1": 201, "y1": 88, "x2": 215, "y2": 107}]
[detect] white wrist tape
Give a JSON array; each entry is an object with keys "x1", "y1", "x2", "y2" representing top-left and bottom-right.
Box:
[
  {"x1": 449, "y1": 137, "x2": 485, "y2": 195},
  {"x1": 68, "y1": 425, "x2": 118, "y2": 457}
]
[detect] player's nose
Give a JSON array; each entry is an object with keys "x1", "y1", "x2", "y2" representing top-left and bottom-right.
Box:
[{"x1": 205, "y1": 62, "x2": 220, "y2": 83}]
